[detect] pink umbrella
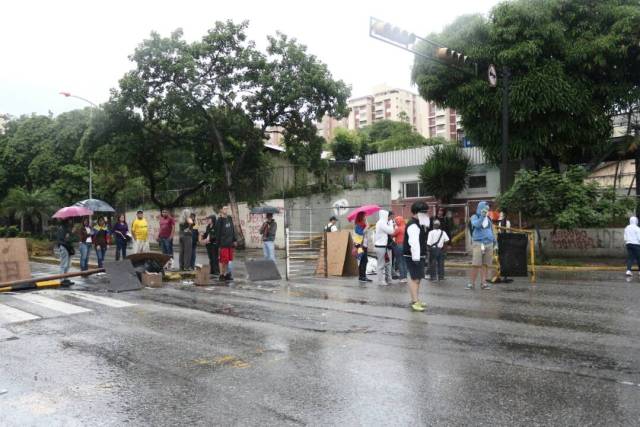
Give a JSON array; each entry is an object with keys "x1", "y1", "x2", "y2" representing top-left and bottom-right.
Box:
[
  {"x1": 347, "y1": 204, "x2": 381, "y2": 222},
  {"x1": 52, "y1": 206, "x2": 93, "y2": 219}
]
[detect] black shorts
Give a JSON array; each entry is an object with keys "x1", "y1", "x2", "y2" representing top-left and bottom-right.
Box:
[{"x1": 405, "y1": 258, "x2": 425, "y2": 281}]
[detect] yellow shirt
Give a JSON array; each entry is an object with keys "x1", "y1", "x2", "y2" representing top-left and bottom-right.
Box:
[{"x1": 131, "y1": 218, "x2": 149, "y2": 241}]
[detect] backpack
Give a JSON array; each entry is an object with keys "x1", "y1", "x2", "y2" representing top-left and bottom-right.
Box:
[{"x1": 468, "y1": 215, "x2": 476, "y2": 234}]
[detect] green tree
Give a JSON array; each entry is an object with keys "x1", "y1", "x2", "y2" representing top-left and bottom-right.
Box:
[
  {"x1": 499, "y1": 166, "x2": 634, "y2": 229},
  {"x1": 419, "y1": 145, "x2": 472, "y2": 203},
  {"x1": 2, "y1": 187, "x2": 60, "y2": 233},
  {"x1": 412, "y1": 0, "x2": 640, "y2": 169},
  {"x1": 91, "y1": 21, "x2": 349, "y2": 245},
  {"x1": 361, "y1": 120, "x2": 443, "y2": 153},
  {"x1": 331, "y1": 128, "x2": 359, "y2": 160}
]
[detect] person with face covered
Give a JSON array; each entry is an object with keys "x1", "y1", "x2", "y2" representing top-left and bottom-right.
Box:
[
  {"x1": 467, "y1": 201, "x2": 496, "y2": 290},
  {"x1": 624, "y1": 216, "x2": 640, "y2": 276},
  {"x1": 404, "y1": 202, "x2": 430, "y2": 312},
  {"x1": 374, "y1": 210, "x2": 395, "y2": 286}
]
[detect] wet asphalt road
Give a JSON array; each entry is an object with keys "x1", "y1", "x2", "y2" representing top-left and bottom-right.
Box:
[{"x1": 1, "y1": 263, "x2": 640, "y2": 426}]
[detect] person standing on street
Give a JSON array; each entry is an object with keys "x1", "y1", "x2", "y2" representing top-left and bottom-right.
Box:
[
  {"x1": 392, "y1": 215, "x2": 407, "y2": 283},
  {"x1": 374, "y1": 210, "x2": 395, "y2": 286},
  {"x1": 467, "y1": 201, "x2": 495, "y2": 290},
  {"x1": 215, "y1": 206, "x2": 237, "y2": 281},
  {"x1": 427, "y1": 219, "x2": 450, "y2": 281},
  {"x1": 201, "y1": 215, "x2": 220, "y2": 276},
  {"x1": 178, "y1": 210, "x2": 194, "y2": 271},
  {"x1": 55, "y1": 219, "x2": 73, "y2": 274},
  {"x1": 353, "y1": 212, "x2": 371, "y2": 284},
  {"x1": 131, "y1": 210, "x2": 150, "y2": 254},
  {"x1": 78, "y1": 217, "x2": 93, "y2": 271},
  {"x1": 92, "y1": 217, "x2": 109, "y2": 269},
  {"x1": 404, "y1": 202, "x2": 429, "y2": 312},
  {"x1": 112, "y1": 214, "x2": 129, "y2": 261},
  {"x1": 158, "y1": 209, "x2": 175, "y2": 259},
  {"x1": 324, "y1": 216, "x2": 338, "y2": 232},
  {"x1": 190, "y1": 212, "x2": 199, "y2": 269},
  {"x1": 624, "y1": 216, "x2": 640, "y2": 276},
  {"x1": 260, "y1": 213, "x2": 277, "y2": 262}
]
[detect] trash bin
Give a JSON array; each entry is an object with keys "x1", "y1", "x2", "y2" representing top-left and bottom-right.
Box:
[{"x1": 498, "y1": 233, "x2": 528, "y2": 277}]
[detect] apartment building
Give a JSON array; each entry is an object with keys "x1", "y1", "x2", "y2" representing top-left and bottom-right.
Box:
[{"x1": 344, "y1": 85, "x2": 461, "y2": 141}]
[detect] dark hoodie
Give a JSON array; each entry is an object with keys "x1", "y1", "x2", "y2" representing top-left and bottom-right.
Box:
[{"x1": 215, "y1": 216, "x2": 236, "y2": 248}]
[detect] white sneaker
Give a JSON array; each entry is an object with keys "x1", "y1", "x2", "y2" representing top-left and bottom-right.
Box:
[{"x1": 626, "y1": 270, "x2": 633, "y2": 276}]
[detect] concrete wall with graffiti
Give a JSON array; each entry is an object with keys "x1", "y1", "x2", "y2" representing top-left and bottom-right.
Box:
[
  {"x1": 126, "y1": 198, "x2": 285, "y2": 250},
  {"x1": 538, "y1": 228, "x2": 626, "y2": 257}
]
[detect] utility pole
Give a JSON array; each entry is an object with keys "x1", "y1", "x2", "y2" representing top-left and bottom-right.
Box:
[{"x1": 501, "y1": 67, "x2": 510, "y2": 194}]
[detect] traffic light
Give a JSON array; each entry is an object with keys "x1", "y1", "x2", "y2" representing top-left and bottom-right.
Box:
[
  {"x1": 370, "y1": 19, "x2": 416, "y2": 46},
  {"x1": 436, "y1": 48, "x2": 469, "y2": 65}
]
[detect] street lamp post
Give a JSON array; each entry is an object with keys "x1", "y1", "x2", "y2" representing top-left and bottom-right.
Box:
[
  {"x1": 369, "y1": 18, "x2": 511, "y2": 192},
  {"x1": 59, "y1": 91, "x2": 97, "y2": 199}
]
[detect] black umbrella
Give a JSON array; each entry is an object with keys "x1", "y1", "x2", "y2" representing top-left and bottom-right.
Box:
[
  {"x1": 74, "y1": 198, "x2": 115, "y2": 213},
  {"x1": 250, "y1": 206, "x2": 280, "y2": 214}
]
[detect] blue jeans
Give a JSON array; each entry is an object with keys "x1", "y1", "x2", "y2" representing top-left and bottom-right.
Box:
[
  {"x1": 95, "y1": 246, "x2": 107, "y2": 268},
  {"x1": 393, "y1": 244, "x2": 407, "y2": 279},
  {"x1": 80, "y1": 242, "x2": 92, "y2": 271},
  {"x1": 116, "y1": 238, "x2": 127, "y2": 261},
  {"x1": 57, "y1": 245, "x2": 70, "y2": 274},
  {"x1": 263, "y1": 241, "x2": 276, "y2": 261},
  {"x1": 627, "y1": 244, "x2": 640, "y2": 271},
  {"x1": 159, "y1": 237, "x2": 173, "y2": 257}
]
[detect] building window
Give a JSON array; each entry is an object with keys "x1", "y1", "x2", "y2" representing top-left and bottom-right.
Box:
[
  {"x1": 403, "y1": 181, "x2": 426, "y2": 198},
  {"x1": 468, "y1": 175, "x2": 487, "y2": 189}
]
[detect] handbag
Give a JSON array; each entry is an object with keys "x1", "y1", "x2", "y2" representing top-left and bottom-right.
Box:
[{"x1": 63, "y1": 243, "x2": 75, "y2": 256}]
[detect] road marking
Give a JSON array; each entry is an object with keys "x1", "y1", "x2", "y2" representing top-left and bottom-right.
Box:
[
  {"x1": 13, "y1": 294, "x2": 91, "y2": 315},
  {"x1": 0, "y1": 302, "x2": 40, "y2": 324},
  {"x1": 65, "y1": 291, "x2": 136, "y2": 308}
]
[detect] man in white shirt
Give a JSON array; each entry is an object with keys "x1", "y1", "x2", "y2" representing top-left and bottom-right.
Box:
[
  {"x1": 624, "y1": 216, "x2": 640, "y2": 276},
  {"x1": 374, "y1": 210, "x2": 395, "y2": 285},
  {"x1": 427, "y1": 220, "x2": 450, "y2": 281},
  {"x1": 403, "y1": 202, "x2": 430, "y2": 312},
  {"x1": 324, "y1": 216, "x2": 338, "y2": 233}
]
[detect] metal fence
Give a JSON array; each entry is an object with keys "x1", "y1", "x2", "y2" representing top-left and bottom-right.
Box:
[{"x1": 284, "y1": 229, "x2": 324, "y2": 280}]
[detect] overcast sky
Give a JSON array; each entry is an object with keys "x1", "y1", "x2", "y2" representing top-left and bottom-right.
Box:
[{"x1": 1, "y1": 0, "x2": 500, "y2": 117}]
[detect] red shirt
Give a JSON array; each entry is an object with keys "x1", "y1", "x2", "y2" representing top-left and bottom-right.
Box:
[{"x1": 158, "y1": 216, "x2": 175, "y2": 239}]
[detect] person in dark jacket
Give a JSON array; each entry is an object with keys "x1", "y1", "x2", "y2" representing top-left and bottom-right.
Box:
[
  {"x1": 178, "y1": 210, "x2": 194, "y2": 271},
  {"x1": 215, "y1": 206, "x2": 236, "y2": 281},
  {"x1": 260, "y1": 213, "x2": 277, "y2": 262},
  {"x1": 200, "y1": 215, "x2": 220, "y2": 276},
  {"x1": 92, "y1": 217, "x2": 109, "y2": 268},
  {"x1": 112, "y1": 214, "x2": 129, "y2": 261},
  {"x1": 55, "y1": 219, "x2": 72, "y2": 274},
  {"x1": 190, "y1": 212, "x2": 199, "y2": 269}
]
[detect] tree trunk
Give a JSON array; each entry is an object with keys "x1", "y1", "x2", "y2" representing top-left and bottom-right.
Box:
[
  {"x1": 210, "y1": 127, "x2": 246, "y2": 249},
  {"x1": 20, "y1": 216, "x2": 25, "y2": 233}
]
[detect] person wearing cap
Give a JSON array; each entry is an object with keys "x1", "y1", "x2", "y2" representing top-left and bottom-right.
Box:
[
  {"x1": 403, "y1": 201, "x2": 430, "y2": 312},
  {"x1": 131, "y1": 210, "x2": 150, "y2": 254},
  {"x1": 324, "y1": 216, "x2": 338, "y2": 233},
  {"x1": 427, "y1": 219, "x2": 450, "y2": 281}
]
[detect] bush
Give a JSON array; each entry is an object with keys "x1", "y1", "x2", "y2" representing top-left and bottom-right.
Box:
[{"x1": 499, "y1": 166, "x2": 635, "y2": 229}]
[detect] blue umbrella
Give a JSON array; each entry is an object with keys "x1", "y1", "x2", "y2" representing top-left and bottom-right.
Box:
[{"x1": 74, "y1": 198, "x2": 115, "y2": 213}]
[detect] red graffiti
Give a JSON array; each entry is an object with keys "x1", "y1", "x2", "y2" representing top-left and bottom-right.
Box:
[{"x1": 550, "y1": 230, "x2": 595, "y2": 250}]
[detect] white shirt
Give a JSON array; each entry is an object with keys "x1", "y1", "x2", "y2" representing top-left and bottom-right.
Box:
[
  {"x1": 427, "y1": 229, "x2": 450, "y2": 249},
  {"x1": 407, "y1": 223, "x2": 421, "y2": 261},
  {"x1": 326, "y1": 223, "x2": 338, "y2": 232}
]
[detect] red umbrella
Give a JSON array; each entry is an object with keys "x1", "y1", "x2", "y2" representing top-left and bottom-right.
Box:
[
  {"x1": 347, "y1": 204, "x2": 381, "y2": 222},
  {"x1": 52, "y1": 206, "x2": 93, "y2": 219}
]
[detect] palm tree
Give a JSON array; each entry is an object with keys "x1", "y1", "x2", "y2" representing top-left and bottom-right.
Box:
[
  {"x1": 419, "y1": 145, "x2": 472, "y2": 204},
  {"x1": 1, "y1": 187, "x2": 60, "y2": 233}
]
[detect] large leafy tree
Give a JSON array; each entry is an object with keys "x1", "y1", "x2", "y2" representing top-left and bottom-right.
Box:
[
  {"x1": 91, "y1": 21, "x2": 350, "y2": 245},
  {"x1": 360, "y1": 120, "x2": 443, "y2": 154},
  {"x1": 419, "y1": 145, "x2": 472, "y2": 203},
  {"x1": 412, "y1": 0, "x2": 640, "y2": 170},
  {"x1": 1, "y1": 187, "x2": 60, "y2": 233}
]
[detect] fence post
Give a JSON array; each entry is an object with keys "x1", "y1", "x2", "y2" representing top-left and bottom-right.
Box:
[
  {"x1": 324, "y1": 231, "x2": 328, "y2": 278},
  {"x1": 285, "y1": 227, "x2": 290, "y2": 281}
]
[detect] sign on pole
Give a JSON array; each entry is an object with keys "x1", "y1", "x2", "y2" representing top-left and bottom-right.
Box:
[{"x1": 488, "y1": 64, "x2": 498, "y2": 87}]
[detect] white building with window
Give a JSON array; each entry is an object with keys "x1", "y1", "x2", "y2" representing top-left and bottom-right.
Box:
[{"x1": 365, "y1": 146, "x2": 500, "y2": 214}]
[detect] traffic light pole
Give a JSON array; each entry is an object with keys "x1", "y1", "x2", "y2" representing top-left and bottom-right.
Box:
[{"x1": 501, "y1": 66, "x2": 510, "y2": 194}]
